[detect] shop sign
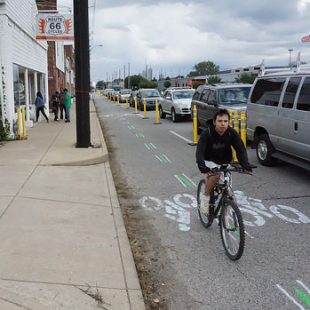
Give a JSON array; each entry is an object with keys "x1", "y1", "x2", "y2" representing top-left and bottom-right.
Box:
[{"x1": 36, "y1": 14, "x2": 74, "y2": 41}]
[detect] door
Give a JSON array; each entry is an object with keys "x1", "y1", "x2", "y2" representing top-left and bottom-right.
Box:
[
  {"x1": 277, "y1": 77, "x2": 302, "y2": 155},
  {"x1": 293, "y1": 76, "x2": 310, "y2": 160},
  {"x1": 205, "y1": 90, "x2": 217, "y2": 124},
  {"x1": 162, "y1": 91, "x2": 172, "y2": 113},
  {"x1": 197, "y1": 88, "x2": 210, "y2": 126}
]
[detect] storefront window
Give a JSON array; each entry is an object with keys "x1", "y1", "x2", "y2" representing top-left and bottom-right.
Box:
[
  {"x1": 37, "y1": 72, "x2": 46, "y2": 101},
  {"x1": 13, "y1": 64, "x2": 25, "y2": 109}
]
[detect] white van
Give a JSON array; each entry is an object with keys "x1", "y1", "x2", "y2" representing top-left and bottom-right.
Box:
[{"x1": 247, "y1": 65, "x2": 310, "y2": 170}]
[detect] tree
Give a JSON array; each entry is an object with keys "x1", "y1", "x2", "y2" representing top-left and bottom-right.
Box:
[
  {"x1": 125, "y1": 75, "x2": 144, "y2": 89},
  {"x1": 139, "y1": 79, "x2": 158, "y2": 88},
  {"x1": 235, "y1": 73, "x2": 256, "y2": 84},
  {"x1": 192, "y1": 81, "x2": 204, "y2": 89},
  {"x1": 164, "y1": 80, "x2": 171, "y2": 88},
  {"x1": 207, "y1": 75, "x2": 222, "y2": 84},
  {"x1": 188, "y1": 71, "x2": 198, "y2": 77},
  {"x1": 194, "y1": 61, "x2": 219, "y2": 75},
  {"x1": 96, "y1": 80, "x2": 106, "y2": 89}
]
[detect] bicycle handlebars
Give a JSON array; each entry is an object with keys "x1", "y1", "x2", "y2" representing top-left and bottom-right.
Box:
[{"x1": 211, "y1": 163, "x2": 257, "y2": 174}]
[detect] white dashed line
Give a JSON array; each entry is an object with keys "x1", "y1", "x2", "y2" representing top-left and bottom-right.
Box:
[{"x1": 170, "y1": 130, "x2": 192, "y2": 143}]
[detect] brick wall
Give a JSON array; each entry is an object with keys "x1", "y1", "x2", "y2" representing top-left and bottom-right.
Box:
[{"x1": 36, "y1": 0, "x2": 56, "y2": 11}]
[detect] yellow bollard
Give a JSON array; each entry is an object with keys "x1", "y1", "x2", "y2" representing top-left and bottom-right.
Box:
[
  {"x1": 229, "y1": 111, "x2": 234, "y2": 128},
  {"x1": 117, "y1": 95, "x2": 120, "y2": 105},
  {"x1": 134, "y1": 96, "x2": 138, "y2": 114},
  {"x1": 17, "y1": 107, "x2": 22, "y2": 140},
  {"x1": 126, "y1": 97, "x2": 129, "y2": 108},
  {"x1": 154, "y1": 99, "x2": 161, "y2": 124},
  {"x1": 22, "y1": 107, "x2": 26, "y2": 139},
  {"x1": 233, "y1": 111, "x2": 239, "y2": 134},
  {"x1": 143, "y1": 98, "x2": 148, "y2": 119},
  {"x1": 229, "y1": 111, "x2": 238, "y2": 163},
  {"x1": 192, "y1": 105, "x2": 198, "y2": 145},
  {"x1": 240, "y1": 111, "x2": 246, "y2": 147}
]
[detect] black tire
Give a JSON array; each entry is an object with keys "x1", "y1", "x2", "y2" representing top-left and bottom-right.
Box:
[
  {"x1": 172, "y1": 109, "x2": 179, "y2": 122},
  {"x1": 159, "y1": 106, "x2": 166, "y2": 119},
  {"x1": 256, "y1": 134, "x2": 275, "y2": 166},
  {"x1": 220, "y1": 199, "x2": 245, "y2": 260},
  {"x1": 197, "y1": 179, "x2": 213, "y2": 228},
  {"x1": 197, "y1": 123, "x2": 202, "y2": 135}
]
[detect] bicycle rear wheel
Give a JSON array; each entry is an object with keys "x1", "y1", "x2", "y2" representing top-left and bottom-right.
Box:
[
  {"x1": 220, "y1": 199, "x2": 245, "y2": 260},
  {"x1": 197, "y1": 179, "x2": 213, "y2": 228}
]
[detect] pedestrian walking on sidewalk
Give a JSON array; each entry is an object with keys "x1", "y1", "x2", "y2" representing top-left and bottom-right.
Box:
[
  {"x1": 35, "y1": 91, "x2": 49, "y2": 123},
  {"x1": 59, "y1": 89, "x2": 66, "y2": 120},
  {"x1": 64, "y1": 88, "x2": 72, "y2": 123},
  {"x1": 51, "y1": 91, "x2": 60, "y2": 121}
]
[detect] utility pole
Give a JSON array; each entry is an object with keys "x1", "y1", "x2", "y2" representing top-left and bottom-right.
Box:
[
  {"x1": 128, "y1": 62, "x2": 130, "y2": 89},
  {"x1": 74, "y1": 0, "x2": 91, "y2": 147}
]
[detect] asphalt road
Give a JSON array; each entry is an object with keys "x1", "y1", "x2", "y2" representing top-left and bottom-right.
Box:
[{"x1": 94, "y1": 95, "x2": 310, "y2": 310}]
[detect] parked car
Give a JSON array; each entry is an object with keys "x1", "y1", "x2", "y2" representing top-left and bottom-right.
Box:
[
  {"x1": 159, "y1": 87, "x2": 195, "y2": 122},
  {"x1": 191, "y1": 83, "x2": 251, "y2": 133},
  {"x1": 119, "y1": 89, "x2": 131, "y2": 103},
  {"x1": 247, "y1": 66, "x2": 310, "y2": 170},
  {"x1": 136, "y1": 89, "x2": 162, "y2": 110},
  {"x1": 103, "y1": 88, "x2": 114, "y2": 96}
]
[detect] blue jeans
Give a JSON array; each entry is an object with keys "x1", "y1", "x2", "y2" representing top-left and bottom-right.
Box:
[{"x1": 65, "y1": 106, "x2": 70, "y2": 121}]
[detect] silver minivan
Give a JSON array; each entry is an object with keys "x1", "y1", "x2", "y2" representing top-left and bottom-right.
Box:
[{"x1": 247, "y1": 67, "x2": 310, "y2": 170}]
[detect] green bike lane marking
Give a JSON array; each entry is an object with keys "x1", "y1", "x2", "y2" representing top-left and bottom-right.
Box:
[
  {"x1": 144, "y1": 143, "x2": 157, "y2": 151},
  {"x1": 295, "y1": 288, "x2": 310, "y2": 307},
  {"x1": 155, "y1": 154, "x2": 171, "y2": 163},
  {"x1": 175, "y1": 174, "x2": 196, "y2": 188},
  {"x1": 149, "y1": 143, "x2": 156, "y2": 149},
  {"x1": 135, "y1": 132, "x2": 145, "y2": 138},
  {"x1": 127, "y1": 125, "x2": 135, "y2": 130},
  {"x1": 277, "y1": 280, "x2": 310, "y2": 309}
]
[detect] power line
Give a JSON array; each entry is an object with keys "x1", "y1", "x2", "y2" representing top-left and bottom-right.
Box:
[{"x1": 89, "y1": 0, "x2": 97, "y2": 46}]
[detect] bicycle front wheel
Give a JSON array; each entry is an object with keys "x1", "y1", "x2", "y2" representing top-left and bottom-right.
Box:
[
  {"x1": 197, "y1": 179, "x2": 213, "y2": 228},
  {"x1": 220, "y1": 199, "x2": 245, "y2": 260}
]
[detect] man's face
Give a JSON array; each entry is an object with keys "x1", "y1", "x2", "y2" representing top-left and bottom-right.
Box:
[{"x1": 213, "y1": 114, "x2": 229, "y2": 135}]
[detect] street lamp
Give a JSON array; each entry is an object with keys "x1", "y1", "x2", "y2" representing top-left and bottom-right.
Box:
[
  {"x1": 288, "y1": 48, "x2": 293, "y2": 68},
  {"x1": 89, "y1": 44, "x2": 103, "y2": 51}
]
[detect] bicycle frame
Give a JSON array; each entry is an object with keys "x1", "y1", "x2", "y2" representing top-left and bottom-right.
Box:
[{"x1": 210, "y1": 169, "x2": 235, "y2": 220}]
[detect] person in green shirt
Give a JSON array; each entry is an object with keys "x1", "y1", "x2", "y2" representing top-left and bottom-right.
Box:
[{"x1": 64, "y1": 88, "x2": 72, "y2": 123}]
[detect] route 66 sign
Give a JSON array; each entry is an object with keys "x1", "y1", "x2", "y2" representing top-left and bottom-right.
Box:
[{"x1": 36, "y1": 14, "x2": 74, "y2": 41}]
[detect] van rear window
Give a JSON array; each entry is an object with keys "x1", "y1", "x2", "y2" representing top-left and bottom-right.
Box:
[
  {"x1": 251, "y1": 78, "x2": 286, "y2": 107},
  {"x1": 297, "y1": 77, "x2": 310, "y2": 112},
  {"x1": 282, "y1": 77, "x2": 301, "y2": 109}
]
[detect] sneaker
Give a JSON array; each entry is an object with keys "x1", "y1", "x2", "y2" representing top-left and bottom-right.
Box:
[{"x1": 200, "y1": 195, "x2": 210, "y2": 215}]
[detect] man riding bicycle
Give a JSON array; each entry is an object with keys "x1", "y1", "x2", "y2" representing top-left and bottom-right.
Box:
[{"x1": 196, "y1": 109, "x2": 252, "y2": 215}]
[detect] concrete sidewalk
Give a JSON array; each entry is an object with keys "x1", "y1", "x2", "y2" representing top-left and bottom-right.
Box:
[{"x1": 0, "y1": 102, "x2": 145, "y2": 309}]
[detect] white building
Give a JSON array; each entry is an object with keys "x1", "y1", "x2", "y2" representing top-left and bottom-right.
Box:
[{"x1": 0, "y1": 0, "x2": 48, "y2": 135}]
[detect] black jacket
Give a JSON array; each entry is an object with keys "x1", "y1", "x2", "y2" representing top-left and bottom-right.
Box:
[{"x1": 196, "y1": 126, "x2": 251, "y2": 172}]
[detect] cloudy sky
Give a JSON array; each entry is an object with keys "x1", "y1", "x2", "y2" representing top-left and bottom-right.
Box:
[{"x1": 58, "y1": 0, "x2": 310, "y2": 82}]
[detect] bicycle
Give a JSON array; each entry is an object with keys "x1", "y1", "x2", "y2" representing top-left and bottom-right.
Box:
[{"x1": 197, "y1": 164, "x2": 253, "y2": 261}]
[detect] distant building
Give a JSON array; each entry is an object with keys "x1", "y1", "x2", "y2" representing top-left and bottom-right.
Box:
[
  {"x1": 142, "y1": 65, "x2": 153, "y2": 80},
  {"x1": 157, "y1": 65, "x2": 268, "y2": 91}
]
